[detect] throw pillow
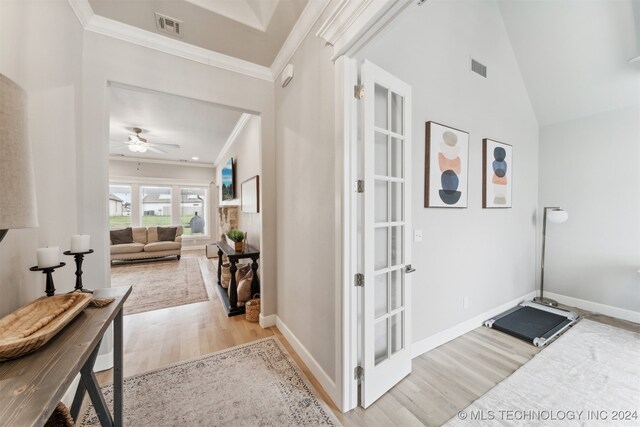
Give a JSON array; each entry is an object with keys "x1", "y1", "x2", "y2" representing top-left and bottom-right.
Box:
[
  {"x1": 157, "y1": 226, "x2": 177, "y2": 242},
  {"x1": 235, "y1": 263, "x2": 252, "y2": 283},
  {"x1": 236, "y1": 269, "x2": 253, "y2": 303},
  {"x1": 110, "y1": 228, "x2": 134, "y2": 245}
]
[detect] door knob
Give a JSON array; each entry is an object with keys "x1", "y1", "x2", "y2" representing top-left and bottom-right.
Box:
[{"x1": 404, "y1": 264, "x2": 416, "y2": 274}]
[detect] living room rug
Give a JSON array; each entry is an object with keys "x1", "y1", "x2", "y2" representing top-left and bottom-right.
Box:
[
  {"x1": 111, "y1": 257, "x2": 208, "y2": 315},
  {"x1": 80, "y1": 337, "x2": 342, "y2": 426},
  {"x1": 445, "y1": 319, "x2": 640, "y2": 426}
]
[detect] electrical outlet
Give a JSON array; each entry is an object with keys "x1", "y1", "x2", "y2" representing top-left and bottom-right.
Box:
[
  {"x1": 414, "y1": 229, "x2": 423, "y2": 242},
  {"x1": 463, "y1": 297, "x2": 469, "y2": 309}
]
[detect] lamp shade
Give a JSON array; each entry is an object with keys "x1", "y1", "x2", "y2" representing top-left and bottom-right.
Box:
[
  {"x1": 547, "y1": 208, "x2": 568, "y2": 224},
  {"x1": 0, "y1": 74, "x2": 38, "y2": 230}
]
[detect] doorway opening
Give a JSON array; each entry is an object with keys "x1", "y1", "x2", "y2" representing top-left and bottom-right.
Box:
[{"x1": 105, "y1": 82, "x2": 270, "y2": 370}]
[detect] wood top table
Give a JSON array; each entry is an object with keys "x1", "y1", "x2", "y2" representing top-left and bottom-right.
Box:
[
  {"x1": 215, "y1": 241, "x2": 260, "y2": 317},
  {"x1": 0, "y1": 286, "x2": 131, "y2": 427}
]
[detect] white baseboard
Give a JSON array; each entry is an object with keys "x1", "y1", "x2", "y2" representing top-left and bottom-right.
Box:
[
  {"x1": 545, "y1": 292, "x2": 640, "y2": 324},
  {"x1": 275, "y1": 316, "x2": 340, "y2": 408},
  {"x1": 411, "y1": 291, "x2": 537, "y2": 359},
  {"x1": 259, "y1": 313, "x2": 277, "y2": 328}
]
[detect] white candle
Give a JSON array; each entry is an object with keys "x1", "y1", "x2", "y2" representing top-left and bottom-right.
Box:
[
  {"x1": 37, "y1": 247, "x2": 59, "y2": 268},
  {"x1": 70, "y1": 234, "x2": 90, "y2": 253}
]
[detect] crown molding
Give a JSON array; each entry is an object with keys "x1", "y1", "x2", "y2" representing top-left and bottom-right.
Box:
[
  {"x1": 68, "y1": 0, "x2": 94, "y2": 26},
  {"x1": 67, "y1": 0, "x2": 273, "y2": 82},
  {"x1": 271, "y1": 0, "x2": 332, "y2": 80},
  {"x1": 214, "y1": 113, "x2": 251, "y2": 167},
  {"x1": 316, "y1": 0, "x2": 373, "y2": 47},
  {"x1": 109, "y1": 155, "x2": 214, "y2": 168},
  {"x1": 317, "y1": 0, "x2": 412, "y2": 60}
]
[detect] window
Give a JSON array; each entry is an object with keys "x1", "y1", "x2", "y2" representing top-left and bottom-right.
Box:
[
  {"x1": 109, "y1": 185, "x2": 131, "y2": 229},
  {"x1": 180, "y1": 188, "x2": 207, "y2": 236},
  {"x1": 141, "y1": 186, "x2": 172, "y2": 227}
]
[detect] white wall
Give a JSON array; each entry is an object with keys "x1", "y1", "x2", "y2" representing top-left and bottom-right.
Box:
[
  {"x1": 274, "y1": 7, "x2": 340, "y2": 398},
  {"x1": 356, "y1": 0, "x2": 540, "y2": 343},
  {"x1": 109, "y1": 158, "x2": 216, "y2": 245},
  {"x1": 0, "y1": 0, "x2": 83, "y2": 316},
  {"x1": 79, "y1": 30, "x2": 278, "y2": 317},
  {"x1": 214, "y1": 115, "x2": 262, "y2": 249},
  {"x1": 539, "y1": 107, "x2": 640, "y2": 313}
]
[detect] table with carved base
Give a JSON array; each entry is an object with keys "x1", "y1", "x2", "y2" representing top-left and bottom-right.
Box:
[{"x1": 215, "y1": 241, "x2": 260, "y2": 317}]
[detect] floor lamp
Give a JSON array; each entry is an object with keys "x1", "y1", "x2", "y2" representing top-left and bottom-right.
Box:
[{"x1": 534, "y1": 207, "x2": 568, "y2": 307}]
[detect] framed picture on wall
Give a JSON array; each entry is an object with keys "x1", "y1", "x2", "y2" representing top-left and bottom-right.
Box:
[
  {"x1": 241, "y1": 175, "x2": 260, "y2": 213},
  {"x1": 425, "y1": 121, "x2": 469, "y2": 208},
  {"x1": 221, "y1": 157, "x2": 235, "y2": 201},
  {"x1": 482, "y1": 139, "x2": 512, "y2": 208}
]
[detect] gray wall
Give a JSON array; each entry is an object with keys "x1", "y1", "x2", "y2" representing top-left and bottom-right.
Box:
[
  {"x1": 356, "y1": 0, "x2": 540, "y2": 343},
  {"x1": 539, "y1": 106, "x2": 640, "y2": 312},
  {"x1": 275, "y1": 13, "x2": 338, "y2": 380},
  {"x1": 215, "y1": 115, "x2": 262, "y2": 249},
  {"x1": 0, "y1": 0, "x2": 83, "y2": 316}
]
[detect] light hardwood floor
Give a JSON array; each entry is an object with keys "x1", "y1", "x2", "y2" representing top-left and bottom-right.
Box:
[{"x1": 99, "y1": 250, "x2": 639, "y2": 427}]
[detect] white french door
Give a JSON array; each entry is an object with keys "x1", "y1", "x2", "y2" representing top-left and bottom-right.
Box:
[{"x1": 361, "y1": 60, "x2": 412, "y2": 408}]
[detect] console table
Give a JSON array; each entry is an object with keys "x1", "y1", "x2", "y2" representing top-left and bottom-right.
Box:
[
  {"x1": 215, "y1": 241, "x2": 260, "y2": 317},
  {"x1": 0, "y1": 286, "x2": 131, "y2": 427}
]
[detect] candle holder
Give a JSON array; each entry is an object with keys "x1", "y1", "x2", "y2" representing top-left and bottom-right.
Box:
[
  {"x1": 29, "y1": 263, "x2": 66, "y2": 297},
  {"x1": 63, "y1": 249, "x2": 94, "y2": 293}
]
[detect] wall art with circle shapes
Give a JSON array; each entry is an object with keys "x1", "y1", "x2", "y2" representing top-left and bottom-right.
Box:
[
  {"x1": 424, "y1": 121, "x2": 469, "y2": 208},
  {"x1": 482, "y1": 138, "x2": 513, "y2": 208}
]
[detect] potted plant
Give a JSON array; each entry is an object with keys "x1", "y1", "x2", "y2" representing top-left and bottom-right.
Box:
[{"x1": 226, "y1": 230, "x2": 246, "y2": 252}]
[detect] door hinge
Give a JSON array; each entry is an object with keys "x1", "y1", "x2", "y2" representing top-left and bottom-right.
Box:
[
  {"x1": 354, "y1": 273, "x2": 364, "y2": 287},
  {"x1": 354, "y1": 84, "x2": 364, "y2": 99},
  {"x1": 355, "y1": 366, "x2": 364, "y2": 381},
  {"x1": 356, "y1": 180, "x2": 364, "y2": 193}
]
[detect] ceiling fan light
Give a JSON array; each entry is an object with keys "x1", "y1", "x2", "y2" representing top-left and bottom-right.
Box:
[{"x1": 128, "y1": 144, "x2": 147, "y2": 153}]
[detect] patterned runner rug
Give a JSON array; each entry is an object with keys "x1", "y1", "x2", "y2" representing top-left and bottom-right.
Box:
[
  {"x1": 80, "y1": 337, "x2": 341, "y2": 426},
  {"x1": 111, "y1": 257, "x2": 208, "y2": 315}
]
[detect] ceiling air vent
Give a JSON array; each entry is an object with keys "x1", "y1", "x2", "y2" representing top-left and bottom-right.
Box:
[
  {"x1": 155, "y1": 12, "x2": 182, "y2": 37},
  {"x1": 471, "y1": 58, "x2": 487, "y2": 78}
]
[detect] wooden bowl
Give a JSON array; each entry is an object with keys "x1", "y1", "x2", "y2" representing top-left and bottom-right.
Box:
[{"x1": 0, "y1": 293, "x2": 92, "y2": 361}]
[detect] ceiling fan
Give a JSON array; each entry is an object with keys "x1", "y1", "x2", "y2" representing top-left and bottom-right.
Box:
[{"x1": 112, "y1": 127, "x2": 180, "y2": 154}]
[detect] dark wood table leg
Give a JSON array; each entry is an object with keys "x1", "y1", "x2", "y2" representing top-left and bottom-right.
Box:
[
  {"x1": 217, "y1": 246, "x2": 223, "y2": 285},
  {"x1": 74, "y1": 339, "x2": 115, "y2": 427},
  {"x1": 229, "y1": 258, "x2": 238, "y2": 309},
  {"x1": 70, "y1": 340, "x2": 101, "y2": 421},
  {"x1": 250, "y1": 256, "x2": 259, "y2": 298},
  {"x1": 113, "y1": 307, "x2": 124, "y2": 427}
]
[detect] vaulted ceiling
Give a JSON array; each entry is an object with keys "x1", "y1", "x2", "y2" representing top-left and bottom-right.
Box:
[{"x1": 498, "y1": 0, "x2": 639, "y2": 127}]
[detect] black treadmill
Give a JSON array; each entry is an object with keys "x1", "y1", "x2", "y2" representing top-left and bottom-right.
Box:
[{"x1": 485, "y1": 301, "x2": 579, "y2": 347}]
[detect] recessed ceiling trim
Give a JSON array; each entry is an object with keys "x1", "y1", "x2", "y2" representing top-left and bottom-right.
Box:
[
  {"x1": 67, "y1": 0, "x2": 273, "y2": 81},
  {"x1": 109, "y1": 156, "x2": 213, "y2": 168},
  {"x1": 271, "y1": 0, "x2": 332, "y2": 79},
  {"x1": 214, "y1": 113, "x2": 251, "y2": 167}
]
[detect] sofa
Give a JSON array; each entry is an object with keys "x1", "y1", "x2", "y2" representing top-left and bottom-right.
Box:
[{"x1": 110, "y1": 226, "x2": 183, "y2": 262}]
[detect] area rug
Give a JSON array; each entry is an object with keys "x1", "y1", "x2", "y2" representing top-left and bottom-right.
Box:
[
  {"x1": 80, "y1": 337, "x2": 342, "y2": 426},
  {"x1": 445, "y1": 320, "x2": 640, "y2": 426},
  {"x1": 111, "y1": 258, "x2": 208, "y2": 315}
]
